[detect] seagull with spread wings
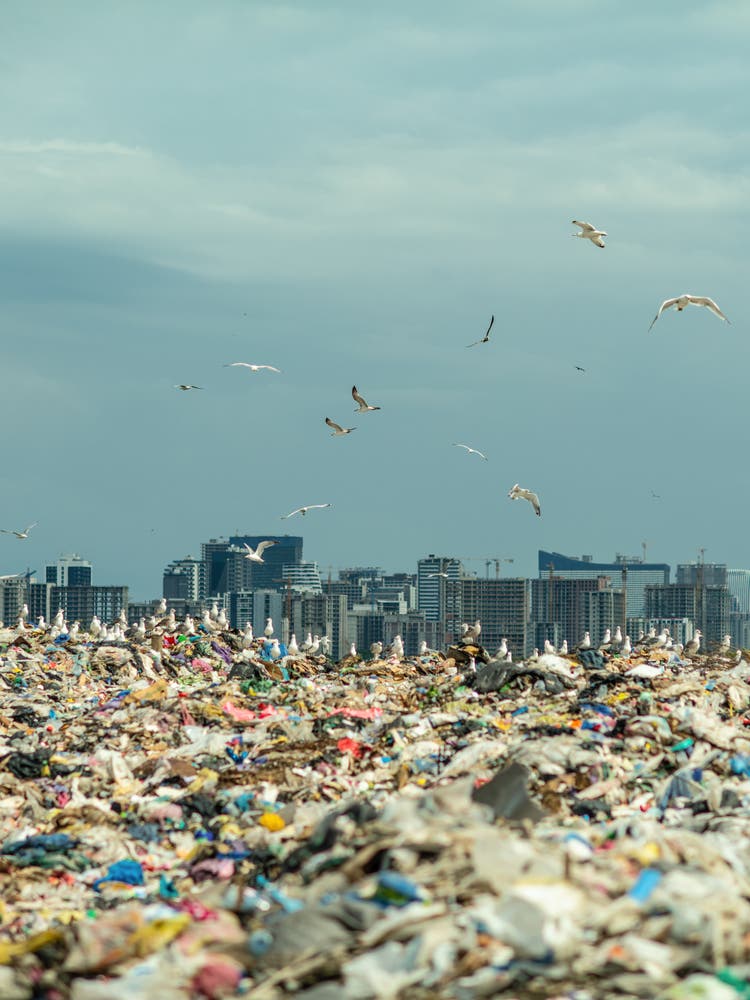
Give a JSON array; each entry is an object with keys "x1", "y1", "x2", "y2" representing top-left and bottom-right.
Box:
[
  {"x1": 0, "y1": 522, "x2": 37, "y2": 539},
  {"x1": 572, "y1": 220, "x2": 607, "y2": 248},
  {"x1": 223, "y1": 363, "x2": 282, "y2": 373},
  {"x1": 453, "y1": 443, "x2": 488, "y2": 461},
  {"x1": 648, "y1": 294, "x2": 730, "y2": 332},
  {"x1": 174, "y1": 384, "x2": 203, "y2": 391},
  {"x1": 352, "y1": 386, "x2": 381, "y2": 412},
  {"x1": 466, "y1": 314, "x2": 494, "y2": 348},
  {"x1": 281, "y1": 503, "x2": 332, "y2": 519},
  {"x1": 508, "y1": 483, "x2": 541, "y2": 517},
  {"x1": 242, "y1": 540, "x2": 277, "y2": 563},
  {"x1": 325, "y1": 417, "x2": 356, "y2": 436}
]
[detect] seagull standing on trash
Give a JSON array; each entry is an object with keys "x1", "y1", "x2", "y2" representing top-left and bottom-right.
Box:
[
  {"x1": 508, "y1": 483, "x2": 541, "y2": 517},
  {"x1": 243, "y1": 540, "x2": 277, "y2": 563},
  {"x1": 648, "y1": 294, "x2": 730, "y2": 332},
  {"x1": 684, "y1": 629, "x2": 702, "y2": 657},
  {"x1": 352, "y1": 386, "x2": 381, "y2": 413},
  {"x1": 288, "y1": 634, "x2": 299, "y2": 656},
  {"x1": 264, "y1": 618, "x2": 274, "y2": 639},
  {"x1": 572, "y1": 220, "x2": 607, "y2": 248}
]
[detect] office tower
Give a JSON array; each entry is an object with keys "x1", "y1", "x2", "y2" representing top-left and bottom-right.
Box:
[
  {"x1": 417, "y1": 555, "x2": 463, "y2": 622},
  {"x1": 645, "y1": 583, "x2": 730, "y2": 647},
  {"x1": 728, "y1": 570, "x2": 750, "y2": 615},
  {"x1": 444, "y1": 577, "x2": 529, "y2": 657},
  {"x1": 676, "y1": 563, "x2": 727, "y2": 587},
  {"x1": 52, "y1": 585, "x2": 129, "y2": 625},
  {"x1": 530, "y1": 576, "x2": 612, "y2": 648},
  {"x1": 45, "y1": 554, "x2": 92, "y2": 588},
  {"x1": 539, "y1": 551, "x2": 670, "y2": 617},
  {"x1": 281, "y1": 562, "x2": 322, "y2": 594},
  {"x1": 163, "y1": 555, "x2": 207, "y2": 602},
  {"x1": 584, "y1": 588, "x2": 625, "y2": 647},
  {"x1": 287, "y1": 593, "x2": 349, "y2": 660}
]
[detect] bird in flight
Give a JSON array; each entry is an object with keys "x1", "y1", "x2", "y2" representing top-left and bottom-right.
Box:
[
  {"x1": 243, "y1": 540, "x2": 277, "y2": 563},
  {"x1": 174, "y1": 384, "x2": 203, "y2": 391},
  {"x1": 325, "y1": 417, "x2": 356, "y2": 436},
  {"x1": 223, "y1": 363, "x2": 281, "y2": 373},
  {"x1": 352, "y1": 386, "x2": 381, "y2": 413},
  {"x1": 453, "y1": 443, "x2": 488, "y2": 461},
  {"x1": 466, "y1": 315, "x2": 494, "y2": 348},
  {"x1": 427, "y1": 571, "x2": 449, "y2": 578},
  {"x1": 572, "y1": 220, "x2": 607, "y2": 248},
  {"x1": 1, "y1": 522, "x2": 37, "y2": 539},
  {"x1": 574, "y1": 365, "x2": 586, "y2": 373},
  {"x1": 508, "y1": 483, "x2": 541, "y2": 517},
  {"x1": 650, "y1": 490, "x2": 661, "y2": 500},
  {"x1": 281, "y1": 503, "x2": 332, "y2": 519},
  {"x1": 648, "y1": 294, "x2": 730, "y2": 332}
]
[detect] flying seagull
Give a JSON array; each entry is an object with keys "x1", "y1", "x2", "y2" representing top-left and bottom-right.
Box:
[
  {"x1": 325, "y1": 417, "x2": 356, "y2": 436},
  {"x1": 508, "y1": 483, "x2": 541, "y2": 517},
  {"x1": 648, "y1": 294, "x2": 730, "y2": 332},
  {"x1": 352, "y1": 386, "x2": 381, "y2": 413},
  {"x1": 223, "y1": 363, "x2": 281, "y2": 373},
  {"x1": 453, "y1": 443, "x2": 488, "y2": 461},
  {"x1": 575, "y1": 365, "x2": 586, "y2": 373},
  {"x1": 572, "y1": 220, "x2": 607, "y2": 248},
  {"x1": 242, "y1": 540, "x2": 277, "y2": 563},
  {"x1": 428, "y1": 572, "x2": 449, "y2": 578},
  {"x1": 0, "y1": 522, "x2": 37, "y2": 539},
  {"x1": 466, "y1": 314, "x2": 494, "y2": 348},
  {"x1": 174, "y1": 384, "x2": 203, "y2": 391},
  {"x1": 281, "y1": 503, "x2": 332, "y2": 519}
]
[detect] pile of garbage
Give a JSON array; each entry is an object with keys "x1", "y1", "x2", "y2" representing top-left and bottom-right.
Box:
[{"x1": 3, "y1": 614, "x2": 750, "y2": 998}]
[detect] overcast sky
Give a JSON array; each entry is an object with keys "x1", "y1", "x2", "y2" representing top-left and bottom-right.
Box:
[{"x1": 1, "y1": 1, "x2": 748, "y2": 598}]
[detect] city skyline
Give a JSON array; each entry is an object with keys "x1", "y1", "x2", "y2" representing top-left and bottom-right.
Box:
[{"x1": 1, "y1": 4, "x2": 748, "y2": 598}]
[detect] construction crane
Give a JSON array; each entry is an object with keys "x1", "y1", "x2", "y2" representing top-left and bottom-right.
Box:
[{"x1": 459, "y1": 556, "x2": 515, "y2": 579}]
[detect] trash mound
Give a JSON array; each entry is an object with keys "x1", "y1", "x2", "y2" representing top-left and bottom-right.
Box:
[{"x1": 2, "y1": 623, "x2": 750, "y2": 998}]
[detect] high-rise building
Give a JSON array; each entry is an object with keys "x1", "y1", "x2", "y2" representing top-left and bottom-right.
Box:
[
  {"x1": 52, "y1": 586, "x2": 129, "y2": 625},
  {"x1": 676, "y1": 563, "x2": 727, "y2": 587},
  {"x1": 530, "y1": 576, "x2": 612, "y2": 648},
  {"x1": 281, "y1": 562, "x2": 322, "y2": 594},
  {"x1": 45, "y1": 554, "x2": 92, "y2": 588},
  {"x1": 163, "y1": 555, "x2": 207, "y2": 602},
  {"x1": 444, "y1": 577, "x2": 529, "y2": 657},
  {"x1": 728, "y1": 570, "x2": 750, "y2": 614},
  {"x1": 644, "y1": 584, "x2": 730, "y2": 647},
  {"x1": 417, "y1": 555, "x2": 463, "y2": 622},
  {"x1": 287, "y1": 593, "x2": 349, "y2": 660},
  {"x1": 538, "y1": 551, "x2": 670, "y2": 617}
]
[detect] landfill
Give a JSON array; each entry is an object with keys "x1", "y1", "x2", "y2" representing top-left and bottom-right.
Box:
[{"x1": 3, "y1": 618, "x2": 750, "y2": 999}]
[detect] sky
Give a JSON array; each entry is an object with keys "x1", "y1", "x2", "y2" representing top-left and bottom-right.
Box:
[{"x1": 1, "y1": 1, "x2": 749, "y2": 599}]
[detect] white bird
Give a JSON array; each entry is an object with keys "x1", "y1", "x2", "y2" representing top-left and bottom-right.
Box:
[
  {"x1": 572, "y1": 220, "x2": 607, "y2": 248},
  {"x1": 325, "y1": 417, "x2": 356, "y2": 436},
  {"x1": 419, "y1": 640, "x2": 428, "y2": 655},
  {"x1": 89, "y1": 615, "x2": 101, "y2": 638},
  {"x1": 721, "y1": 634, "x2": 732, "y2": 650},
  {"x1": 320, "y1": 636, "x2": 330, "y2": 656},
  {"x1": 508, "y1": 483, "x2": 541, "y2": 517},
  {"x1": 349, "y1": 642, "x2": 357, "y2": 658},
  {"x1": 288, "y1": 633, "x2": 299, "y2": 656},
  {"x1": 427, "y1": 571, "x2": 449, "y2": 578},
  {"x1": 69, "y1": 621, "x2": 80, "y2": 641},
  {"x1": 269, "y1": 639, "x2": 281, "y2": 660},
  {"x1": 544, "y1": 638, "x2": 556, "y2": 655},
  {"x1": 496, "y1": 638, "x2": 508, "y2": 658},
  {"x1": 19, "y1": 604, "x2": 28, "y2": 621},
  {"x1": 648, "y1": 294, "x2": 730, "y2": 332},
  {"x1": 684, "y1": 629, "x2": 702, "y2": 657},
  {"x1": 300, "y1": 632, "x2": 313, "y2": 652},
  {"x1": 281, "y1": 503, "x2": 332, "y2": 519},
  {"x1": 157, "y1": 598, "x2": 167, "y2": 616},
  {"x1": 174, "y1": 384, "x2": 203, "y2": 391},
  {"x1": 453, "y1": 443, "x2": 488, "y2": 461},
  {"x1": 223, "y1": 362, "x2": 281, "y2": 373},
  {"x1": 560, "y1": 640, "x2": 568, "y2": 655},
  {"x1": 370, "y1": 641, "x2": 383, "y2": 659},
  {"x1": 352, "y1": 386, "x2": 381, "y2": 413},
  {"x1": 54, "y1": 609, "x2": 65, "y2": 630},
  {"x1": 217, "y1": 608, "x2": 228, "y2": 629},
  {"x1": 309, "y1": 635, "x2": 320, "y2": 655},
  {"x1": 466, "y1": 314, "x2": 494, "y2": 348},
  {"x1": 625, "y1": 663, "x2": 665, "y2": 679},
  {"x1": 264, "y1": 618, "x2": 274, "y2": 639},
  {"x1": 0, "y1": 522, "x2": 37, "y2": 539},
  {"x1": 243, "y1": 540, "x2": 277, "y2": 563},
  {"x1": 210, "y1": 601, "x2": 219, "y2": 621}
]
